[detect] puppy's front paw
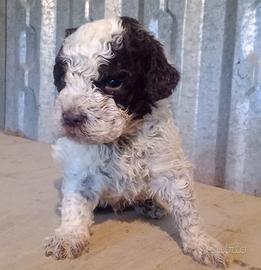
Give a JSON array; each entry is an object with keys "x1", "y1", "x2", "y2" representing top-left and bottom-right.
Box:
[
  {"x1": 44, "y1": 229, "x2": 89, "y2": 259},
  {"x1": 183, "y1": 233, "x2": 229, "y2": 268}
]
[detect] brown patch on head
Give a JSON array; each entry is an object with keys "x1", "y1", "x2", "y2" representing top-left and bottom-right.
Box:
[{"x1": 94, "y1": 16, "x2": 180, "y2": 119}]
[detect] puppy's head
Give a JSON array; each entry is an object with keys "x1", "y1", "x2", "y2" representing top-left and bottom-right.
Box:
[{"x1": 54, "y1": 17, "x2": 179, "y2": 144}]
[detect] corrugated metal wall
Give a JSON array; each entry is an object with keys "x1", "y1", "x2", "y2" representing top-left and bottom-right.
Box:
[
  {"x1": 0, "y1": 0, "x2": 6, "y2": 130},
  {"x1": 2, "y1": 0, "x2": 261, "y2": 196}
]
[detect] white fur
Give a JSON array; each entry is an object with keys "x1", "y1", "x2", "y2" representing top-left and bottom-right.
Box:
[
  {"x1": 62, "y1": 17, "x2": 123, "y2": 80},
  {"x1": 44, "y1": 18, "x2": 228, "y2": 268},
  {"x1": 54, "y1": 17, "x2": 128, "y2": 144}
]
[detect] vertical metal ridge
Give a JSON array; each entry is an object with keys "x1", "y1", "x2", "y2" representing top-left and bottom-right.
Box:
[
  {"x1": 0, "y1": 0, "x2": 6, "y2": 130},
  {"x1": 104, "y1": 0, "x2": 122, "y2": 18},
  {"x1": 138, "y1": 0, "x2": 145, "y2": 23},
  {"x1": 215, "y1": 0, "x2": 238, "y2": 188},
  {"x1": 38, "y1": 0, "x2": 57, "y2": 142}
]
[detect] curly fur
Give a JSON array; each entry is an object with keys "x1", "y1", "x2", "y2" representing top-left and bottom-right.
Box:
[{"x1": 44, "y1": 17, "x2": 228, "y2": 268}]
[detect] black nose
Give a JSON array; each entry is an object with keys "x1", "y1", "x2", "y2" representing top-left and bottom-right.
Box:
[{"x1": 62, "y1": 111, "x2": 87, "y2": 127}]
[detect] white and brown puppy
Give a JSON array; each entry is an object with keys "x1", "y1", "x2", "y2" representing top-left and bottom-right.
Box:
[{"x1": 44, "y1": 17, "x2": 228, "y2": 268}]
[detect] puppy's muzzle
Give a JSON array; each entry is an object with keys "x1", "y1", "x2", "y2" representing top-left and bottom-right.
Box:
[{"x1": 62, "y1": 111, "x2": 87, "y2": 127}]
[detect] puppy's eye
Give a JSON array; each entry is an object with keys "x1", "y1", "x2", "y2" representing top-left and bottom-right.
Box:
[
  {"x1": 93, "y1": 77, "x2": 124, "y2": 94},
  {"x1": 105, "y1": 79, "x2": 122, "y2": 89}
]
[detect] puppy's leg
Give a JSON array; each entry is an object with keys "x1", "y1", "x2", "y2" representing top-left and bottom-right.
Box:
[
  {"x1": 150, "y1": 174, "x2": 228, "y2": 268},
  {"x1": 44, "y1": 184, "x2": 99, "y2": 259}
]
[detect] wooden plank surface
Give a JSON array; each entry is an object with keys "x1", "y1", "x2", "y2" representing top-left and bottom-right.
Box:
[{"x1": 0, "y1": 133, "x2": 261, "y2": 270}]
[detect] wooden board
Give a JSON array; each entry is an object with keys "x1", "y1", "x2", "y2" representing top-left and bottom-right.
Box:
[{"x1": 0, "y1": 133, "x2": 261, "y2": 270}]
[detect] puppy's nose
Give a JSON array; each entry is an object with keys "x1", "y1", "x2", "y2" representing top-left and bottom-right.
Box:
[{"x1": 62, "y1": 111, "x2": 87, "y2": 127}]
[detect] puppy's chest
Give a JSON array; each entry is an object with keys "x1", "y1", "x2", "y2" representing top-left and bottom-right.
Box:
[{"x1": 94, "y1": 141, "x2": 150, "y2": 200}]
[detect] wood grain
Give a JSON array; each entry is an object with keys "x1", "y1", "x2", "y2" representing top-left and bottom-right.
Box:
[{"x1": 0, "y1": 133, "x2": 261, "y2": 270}]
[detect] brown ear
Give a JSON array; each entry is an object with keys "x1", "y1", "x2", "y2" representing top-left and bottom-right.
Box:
[
  {"x1": 145, "y1": 38, "x2": 180, "y2": 102},
  {"x1": 121, "y1": 16, "x2": 180, "y2": 103}
]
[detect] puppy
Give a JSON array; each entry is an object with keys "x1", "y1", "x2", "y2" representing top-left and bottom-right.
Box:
[{"x1": 44, "y1": 17, "x2": 227, "y2": 268}]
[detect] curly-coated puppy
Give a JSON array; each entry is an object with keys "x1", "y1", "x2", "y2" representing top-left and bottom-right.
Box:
[{"x1": 44, "y1": 17, "x2": 228, "y2": 268}]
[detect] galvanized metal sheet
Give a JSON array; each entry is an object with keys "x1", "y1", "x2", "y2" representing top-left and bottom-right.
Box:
[{"x1": 3, "y1": 0, "x2": 261, "y2": 196}]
